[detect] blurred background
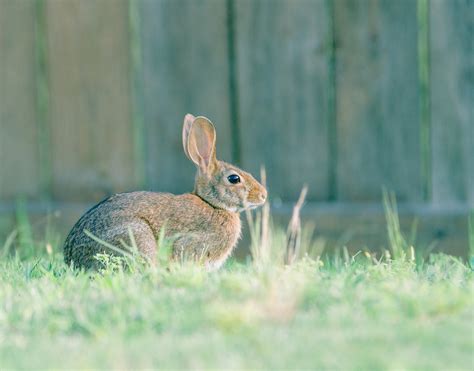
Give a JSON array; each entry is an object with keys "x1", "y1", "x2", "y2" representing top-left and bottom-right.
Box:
[{"x1": 0, "y1": 0, "x2": 472, "y2": 257}]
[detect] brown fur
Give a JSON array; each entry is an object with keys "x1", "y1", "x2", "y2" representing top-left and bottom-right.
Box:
[{"x1": 63, "y1": 115, "x2": 266, "y2": 270}]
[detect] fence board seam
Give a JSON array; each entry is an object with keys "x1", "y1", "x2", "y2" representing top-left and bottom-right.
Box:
[
  {"x1": 129, "y1": 0, "x2": 147, "y2": 189},
  {"x1": 34, "y1": 0, "x2": 52, "y2": 200},
  {"x1": 226, "y1": 0, "x2": 241, "y2": 166},
  {"x1": 327, "y1": 0, "x2": 337, "y2": 202},
  {"x1": 418, "y1": 0, "x2": 431, "y2": 202}
]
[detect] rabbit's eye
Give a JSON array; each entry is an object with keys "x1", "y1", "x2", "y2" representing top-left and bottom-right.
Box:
[{"x1": 227, "y1": 174, "x2": 241, "y2": 184}]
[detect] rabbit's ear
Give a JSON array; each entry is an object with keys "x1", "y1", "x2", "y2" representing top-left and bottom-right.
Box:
[
  {"x1": 182, "y1": 113, "x2": 195, "y2": 160},
  {"x1": 187, "y1": 116, "x2": 217, "y2": 174}
]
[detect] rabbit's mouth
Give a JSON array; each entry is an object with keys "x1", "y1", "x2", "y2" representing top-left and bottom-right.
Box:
[{"x1": 241, "y1": 201, "x2": 265, "y2": 212}]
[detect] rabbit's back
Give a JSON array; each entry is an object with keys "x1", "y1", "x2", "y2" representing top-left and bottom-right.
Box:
[
  {"x1": 63, "y1": 191, "x2": 241, "y2": 269},
  {"x1": 64, "y1": 191, "x2": 161, "y2": 268}
]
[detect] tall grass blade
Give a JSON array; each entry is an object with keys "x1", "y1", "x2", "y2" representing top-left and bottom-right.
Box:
[
  {"x1": 84, "y1": 230, "x2": 135, "y2": 260},
  {"x1": 15, "y1": 200, "x2": 34, "y2": 257},
  {"x1": 285, "y1": 185, "x2": 308, "y2": 265},
  {"x1": 469, "y1": 210, "x2": 473, "y2": 264},
  {"x1": 382, "y1": 189, "x2": 418, "y2": 264},
  {"x1": 2, "y1": 229, "x2": 18, "y2": 258}
]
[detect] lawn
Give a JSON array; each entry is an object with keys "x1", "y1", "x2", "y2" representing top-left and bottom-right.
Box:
[{"x1": 0, "y1": 198, "x2": 473, "y2": 369}]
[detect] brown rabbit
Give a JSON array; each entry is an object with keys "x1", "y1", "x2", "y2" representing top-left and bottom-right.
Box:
[{"x1": 63, "y1": 114, "x2": 267, "y2": 270}]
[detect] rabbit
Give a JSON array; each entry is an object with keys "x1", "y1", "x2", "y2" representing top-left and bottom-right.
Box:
[{"x1": 63, "y1": 114, "x2": 267, "y2": 270}]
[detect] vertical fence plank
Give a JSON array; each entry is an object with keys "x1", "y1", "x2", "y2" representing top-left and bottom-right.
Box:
[
  {"x1": 335, "y1": 0, "x2": 422, "y2": 201},
  {"x1": 430, "y1": 0, "x2": 474, "y2": 206},
  {"x1": 129, "y1": 0, "x2": 147, "y2": 189},
  {"x1": 235, "y1": 0, "x2": 331, "y2": 201},
  {"x1": 141, "y1": 0, "x2": 232, "y2": 194},
  {"x1": 0, "y1": 0, "x2": 41, "y2": 200},
  {"x1": 46, "y1": 0, "x2": 135, "y2": 201}
]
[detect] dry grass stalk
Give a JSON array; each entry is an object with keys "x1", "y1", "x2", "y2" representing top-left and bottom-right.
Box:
[{"x1": 285, "y1": 185, "x2": 308, "y2": 265}]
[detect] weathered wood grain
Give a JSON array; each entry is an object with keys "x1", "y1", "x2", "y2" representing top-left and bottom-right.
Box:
[
  {"x1": 335, "y1": 0, "x2": 422, "y2": 201},
  {"x1": 46, "y1": 0, "x2": 136, "y2": 201},
  {"x1": 234, "y1": 0, "x2": 331, "y2": 201},
  {"x1": 140, "y1": 0, "x2": 233, "y2": 194},
  {"x1": 0, "y1": 0, "x2": 471, "y2": 213},
  {"x1": 430, "y1": 0, "x2": 474, "y2": 206},
  {"x1": 0, "y1": 0, "x2": 41, "y2": 200}
]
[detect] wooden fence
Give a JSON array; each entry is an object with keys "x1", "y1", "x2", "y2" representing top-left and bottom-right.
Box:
[{"x1": 0, "y1": 0, "x2": 472, "y2": 254}]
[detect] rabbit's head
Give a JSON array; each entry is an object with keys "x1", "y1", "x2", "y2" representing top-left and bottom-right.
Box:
[{"x1": 183, "y1": 114, "x2": 267, "y2": 213}]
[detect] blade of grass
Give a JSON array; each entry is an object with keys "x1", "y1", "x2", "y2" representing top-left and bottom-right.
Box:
[
  {"x1": 84, "y1": 230, "x2": 135, "y2": 260},
  {"x1": 285, "y1": 185, "x2": 308, "y2": 265},
  {"x1": 469, "y1": 211, "x2": 473, "y2": 264}
]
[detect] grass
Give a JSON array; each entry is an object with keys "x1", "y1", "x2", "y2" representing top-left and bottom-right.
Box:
[{"x1": 0, "y1": 195, "x2": 473, "y2": 369}]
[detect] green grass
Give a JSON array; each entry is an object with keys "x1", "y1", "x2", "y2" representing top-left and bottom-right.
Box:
[{"x1": 0, "y1": 198, "x2": 473, "y2": 369}]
